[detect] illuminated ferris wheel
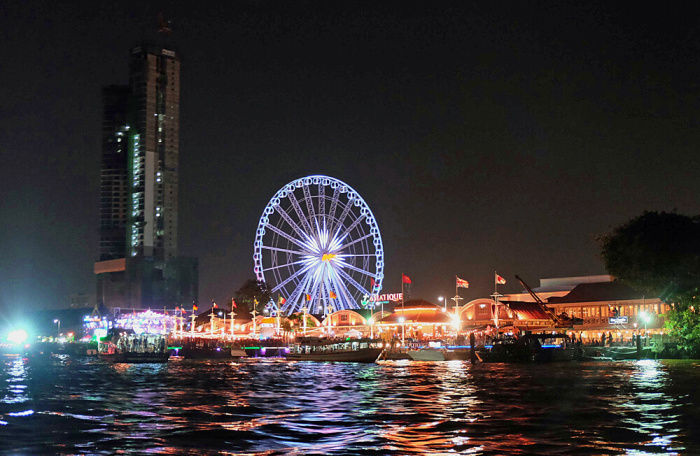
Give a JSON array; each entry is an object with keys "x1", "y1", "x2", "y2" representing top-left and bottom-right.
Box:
[{"x1": 254, "y1": 175, "x2": 384, "y2": 315}]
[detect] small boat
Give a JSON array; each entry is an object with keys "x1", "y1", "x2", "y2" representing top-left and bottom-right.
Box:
[
  {"x1": 287, "y1": 337, "x2": 385, "y2": 362},
  {"x1": 98, "y1": 329, "x2": 170, "y2": 364},
  {"x1": 478, "y1": 333, "x2": 575, "y2": 363},
  {"x1": 231, "y1": 347, "x2": 247, "y2": 358},
  {"x1": 601, "y1": 346, "x2": 644, "y2": 360},
  {"x1": 408, "y1": 348, "x2": 446, "y2": 361}
]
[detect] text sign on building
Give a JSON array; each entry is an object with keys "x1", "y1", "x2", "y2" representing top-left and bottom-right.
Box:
[
  {"x1": 369, "y1": 293, "x2": 402, "y2": 302},
  {"x1": 609, "y1": 316, "x2": 628, "y2": 325}
]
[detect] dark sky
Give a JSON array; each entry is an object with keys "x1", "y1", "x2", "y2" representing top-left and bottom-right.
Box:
[{"x1": 2, "y1": 1, "x2": 700, "y2": 315}]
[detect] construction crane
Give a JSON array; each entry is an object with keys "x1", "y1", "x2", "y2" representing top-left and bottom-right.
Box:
[{"x1": 514, "y1": 275, "x2": 566, "y2": 327}]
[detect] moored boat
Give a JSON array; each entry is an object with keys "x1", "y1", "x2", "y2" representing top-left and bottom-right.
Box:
[
  {"x1": 478, "y1": 333, "x2": 575, "y2": 363},
  {"x1": 287, "y1": 337, "x2": 385, "y2": 362},
  {"x1": 408, "y1": 348, "x2": 446, "y2": 361},
  {"x1": 98, "y1": 329, "x2": 170, "y2": 363},
  {"x1": 231, "y1": 347, "x2": 248, "y2": 358}
]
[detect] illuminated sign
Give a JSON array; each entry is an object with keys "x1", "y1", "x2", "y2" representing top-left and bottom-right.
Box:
[
  {"x1": 369, "y1": 293, "x2": 402, "y2": 302},
  {"x1": 609, "y1": 316, "x2": 628, "y2": 325}
]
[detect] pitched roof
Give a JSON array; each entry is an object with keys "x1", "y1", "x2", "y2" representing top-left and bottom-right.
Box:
[
  {"x1": 505, "y1": 301, "x2": 551, "y2": 320},
  {"x1": 379, "y1": 300, "x2": 453, "y2": 324},
  {"x1": 547, "y1": 281, "x2": 648, "y2": 304}
]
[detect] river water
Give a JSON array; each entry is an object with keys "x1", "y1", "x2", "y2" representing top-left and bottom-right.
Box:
[{"x1": 1, "y1": 355, "x2": 698, "y2": 455}]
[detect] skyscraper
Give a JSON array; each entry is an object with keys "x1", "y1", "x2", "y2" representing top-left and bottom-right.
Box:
[
  {"x1": 95, "y1": 43, "x2": 196, "y2": 310},
  {"x1": 99, "y1": 85, "x2": 131, "y2": 262},
  {"x1": 128, "y1": 45, "x2": 180, "y2": 261}
]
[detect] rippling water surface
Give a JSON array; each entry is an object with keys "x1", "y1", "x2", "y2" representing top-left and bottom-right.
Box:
[{"x1": 1, "y1": 355, "x2": 699, "y2": 455}]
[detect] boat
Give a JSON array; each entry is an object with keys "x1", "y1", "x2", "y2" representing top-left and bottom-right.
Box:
[
  {"x1": 231, "y1": 347, "x2": 248, "y2": 358},
  {"x1": 407, "y1": 339, "x2": 472, "y2": 361},
  {"x1": 98, "y1": 329, "x2": 170, "y2": 363},
  {"x1": 408, "y1": 348, "x2": 446, "y2": 361},
  {"x1": 478, "y1": 333, "x2": 575, "y2": 363},
  {"x1": 601, "y1": 345, "x2": 646, "y2": 360},
  {"x1": 286, "y1": 337, "x2": 385, "y2": 362}
]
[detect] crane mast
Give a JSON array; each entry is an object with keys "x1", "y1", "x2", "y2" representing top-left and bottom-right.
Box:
[{"x1": 514, "y1": 275, "x2": 563, "y2": 326}]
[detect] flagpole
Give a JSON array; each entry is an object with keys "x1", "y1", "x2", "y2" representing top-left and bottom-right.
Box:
[
  {"x1": 401, "y1": 274, "x2": 405, "y2": 347},
  {"x1": 492, "y1": 272, "x2": 502, "y2": 333}
]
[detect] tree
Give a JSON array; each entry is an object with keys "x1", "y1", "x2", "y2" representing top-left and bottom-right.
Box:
[
  {"x1": 234, "y1": 279, "x2": 272, "y2": 315},
  {"x1": 599, "y1": 211, "x2": 700, "y2": 354},
  {"x1": 599, "y1": 211, "x2": 700, "y2": 303},
  {"x1": 288, "y1": 312, "x2": 317, "y2": 330}
]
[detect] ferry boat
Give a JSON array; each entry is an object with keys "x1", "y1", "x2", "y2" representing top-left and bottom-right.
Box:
[
  {"x1": 478, "y1": 333, "x2": 575, "y2": 363},
  {"x1": 98, "y1": 329, "x2": 170, "y2": 363},
  {"x1": 287, "y1": 337, "x2": 385, "y2": 362}
]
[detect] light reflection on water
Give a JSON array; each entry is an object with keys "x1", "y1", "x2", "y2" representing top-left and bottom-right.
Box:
[{"x1": 0, "y1": 355, "x2": 698, "y2": 455}]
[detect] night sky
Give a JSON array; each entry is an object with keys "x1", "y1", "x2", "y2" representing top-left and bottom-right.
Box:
[{"x1": 2, "y1": 1, "x2": 700, "y2": 315}]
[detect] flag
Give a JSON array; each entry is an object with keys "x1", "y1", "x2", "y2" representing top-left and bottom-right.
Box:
[
  {"x1": 330, "y1": 291, "x2": 337, "y2": 299},
  {"x1": 456, "y1": 276, "x2": 469, "y2": 288},
  {"x1": 231, "y1": 298, "x2": 237, "y2": 308},
  {"x1": 213, "y1": 302, "x2": 218, "y2": 308},
  {"x1": 370, "y1": 277, "x2": 376, "y2": 288},
  {"x1": 193, "y1": 304, "x2": 198, "y2": 311},
  {"x1": 305, "y1": 294, "x2": 311, "y2": 301},
  {"x1": 495, "y1": 273, "x2": 506, "y2": 285},
  {"x1": 402, "y1": 274, "x2": 412, "y2": 284},
  {"x1": 278, "y1": 296, "x2": 286, "y2": 305}
]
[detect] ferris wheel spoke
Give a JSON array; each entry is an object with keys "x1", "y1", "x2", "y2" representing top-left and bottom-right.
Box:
[
  {"x1": 277, "y1": 205, "x2": 310, "y2": 240},
  {"x1": 284, "y1": 274, "x2": 310, "y2": 312},
  {"x1": 335, "y1": 260, "x2": 374, "y2": 278},
  {"x1": 340, "y1": 232, "x2": 374, "y2": 249},
  {"x1": 333, "y1": 200, "x2": 354, "y2": 237},
  {"x1": 262, "y1": 259, "x2": 304, "y2": 273},
  {"x1": 285, "y1": 268, "x2": 314, "y2": 311},
  {"x1": 336, "y1": 213, "x2": 366, "y2": 242},
  {"x1": 271, "y1": 262, "x2": 314, "y2": 293},
  {"x1": 303, "y1": 183, "x2": 316, "y2": 222},
  {"x1": 327, "y1": 186, "x2": 341, "y2": 232},
  {"x1": 265, "y1": 223, "x2": 309, "y2": 251},
  {"x1": 328, "y1": 267, "x2": 355, "y2": 309},
  {"x1": 318, "y1": 183, "x2": 325, "y2": 219},
  {"x1": 288, "y1": 194, "x2": 314, "y2": 235},
  {"x1": 262, "y1": 245, "x2": 308, "y2": 256},
  {"x1": 335, "y1": 266, "x2": 371, "y2": 297}
]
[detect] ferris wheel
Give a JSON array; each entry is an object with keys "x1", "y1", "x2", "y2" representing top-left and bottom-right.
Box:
[{"x1": 254, "y1": 175, "x2": 384, "y2": 315}]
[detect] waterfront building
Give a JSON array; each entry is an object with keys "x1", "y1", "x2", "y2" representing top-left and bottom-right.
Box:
[
  {"x1": 460, "y1": 275, "x2": 667, "y2": 341},
  {"x1": 94, "y1": 42, "x2": 197, "y2": 311},
  {"x1": 376, "y1": 300, "x2": 457, "y2": 340}
]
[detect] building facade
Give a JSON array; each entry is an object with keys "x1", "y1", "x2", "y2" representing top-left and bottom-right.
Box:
[
  {"x1": 95, "y1": 44, "x2": 196, "y2": 311},
  {"x1": 460, "y1": 276, "x2": 667, "y2": 341}
]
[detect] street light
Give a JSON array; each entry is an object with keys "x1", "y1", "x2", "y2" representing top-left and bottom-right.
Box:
[
  {"x1": 639, "y1": 311, "x2": 651, "y2": 336},
  {"x1": 438, "y1": 296, "x2": 446, "y2": 312},
  {"x1": 53, "y1": 319, "x2": 60, "y2": 337}
]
